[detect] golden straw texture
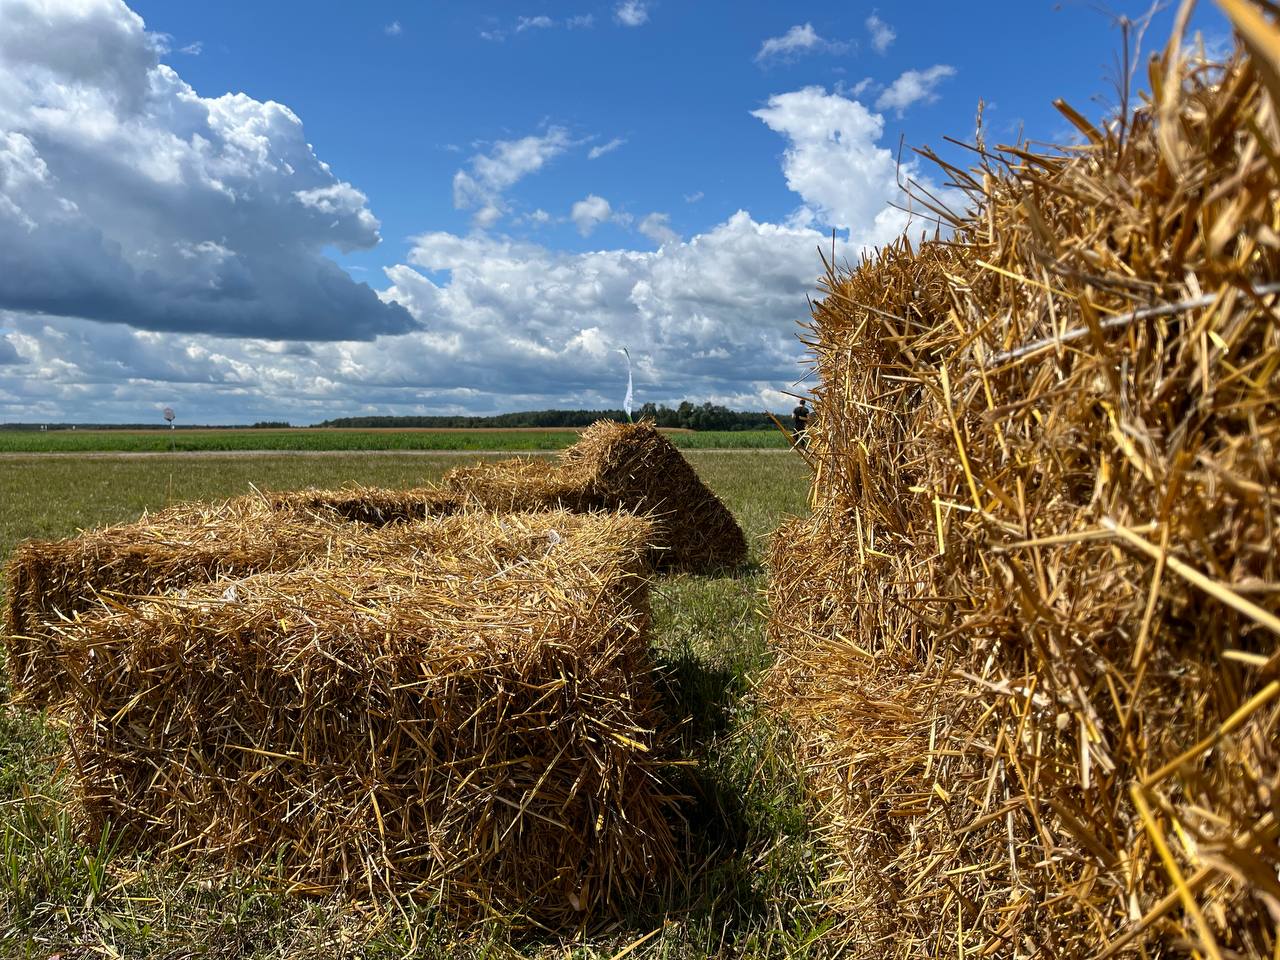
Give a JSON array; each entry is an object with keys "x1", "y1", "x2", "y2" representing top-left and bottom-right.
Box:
[
  {"x1": 3, "y1": 496, "x2": 342, "y2": 707},
  {"x1": 268, "y1": 484, "x2": 462, "y2": 524},
  {"x1": 4, "y1": 487, "x2": 466, "y2": 708},
  {"x1": 445, "y1": 420, "x2": 747, "y2": 571},
  {"x1": 65, "y1": 511, "x2": 677, "y2": 925},
  {"x1": 766, "y1": 17, "x2": 1280, "y2": 958}
]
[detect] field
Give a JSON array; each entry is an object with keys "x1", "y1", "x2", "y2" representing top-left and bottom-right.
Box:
[
  {"x1": 0, "y1": 449, "x2": 823, "y2": 959},
  {"x1": 0, "y1": 428, "x2": 790, "y2": 454}
]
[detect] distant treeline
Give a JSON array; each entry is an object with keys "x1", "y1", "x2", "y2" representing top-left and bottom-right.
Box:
[
  {"x1": 314, "y1": 410, "x2": 627, "y2": 429},
  {"x1": 637, "y1": 403, "x2": 773, "y2": 431},
  {"x1": 316, "y1": 403, "x2": 774, "y2": 431}
]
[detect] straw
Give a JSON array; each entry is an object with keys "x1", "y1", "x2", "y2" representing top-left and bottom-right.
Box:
[
  {"x1": 3, "y1": 496, "x2": 341, "y2": 707},
  {"x1": 63, "y1": 511, "x2": 678, "y2": 926},
  {"x1": 764, "y1": 13, "x2": 1280, "y2": 955},
  {"x1": 445, "y1": 420, "x2": 747, "y2": 572}
]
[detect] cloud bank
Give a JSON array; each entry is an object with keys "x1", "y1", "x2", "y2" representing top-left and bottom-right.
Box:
[
  {"x1": 0, "y1": 1, "x2": 956, "y2": 423},
  {"x1": 2, "y1": 212, "x2": 853, "y2": 423},
  {"x1": 0, "y1": 0, "x2": 410, "y2": 341}
]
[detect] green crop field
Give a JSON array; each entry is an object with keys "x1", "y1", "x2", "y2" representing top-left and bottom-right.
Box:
[
  {"x1": 0, "y1": 427, "x2": 790, "y2": 454},
  {"x1": 0, "y1": 450, "x2": 826, "y2": 959}
]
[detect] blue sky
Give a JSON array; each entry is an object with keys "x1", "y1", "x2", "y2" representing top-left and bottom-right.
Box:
[{"x1": 0, "y1": 0, "x2": 1231, "y2": 423}]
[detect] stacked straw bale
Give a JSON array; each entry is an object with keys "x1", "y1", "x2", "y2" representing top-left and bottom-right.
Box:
[
  {"x1": 3, "y1": 496, "x2": 343, "y2": 707},
  {"x1": 4, "y1": 486, "x2": 467, "y2": 708},
  {"x1": 766, "y1": 12, "x2": 1280, "y2": 958},
  {"x1": 65, "y1": 510, "x2": 676, "y2": 922},
  {"x1": 269, "y1": 484, "x2": 461, "y2": 524},
  {"x1": 445, "y1": 420, "x2": 747, "y2": 571}
]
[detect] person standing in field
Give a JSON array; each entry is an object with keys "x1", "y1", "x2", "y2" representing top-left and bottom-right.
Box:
[{"x1": 791, "y1": 397, "x2": 811, "y2": 450}]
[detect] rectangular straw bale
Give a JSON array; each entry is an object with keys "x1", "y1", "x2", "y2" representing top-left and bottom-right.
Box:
[
  {"x1": 3, "y1": 485, "x2": 467, "y2": 708},
  {"x1": 3, "y1": 495, "x2": 343, "y2": 708},
  {"x1": 445, "y1": 420, "x2": 747, "y2": 571},
  {"x1": 766, "y1": 23, "x2": 1280, "y2": 959},
  {"x1": 443, "y1": 457, "x2": 591, "y2": 512},
  {"x1": 64, "y1": 511, "x2": 677, "y2": 924}
]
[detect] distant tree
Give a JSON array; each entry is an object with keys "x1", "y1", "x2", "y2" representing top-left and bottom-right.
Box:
[
  {"x1": 304, "y1": 405, "x2": 773, "y2": 432},
  {"x1": 654, "y1": 405, "x2": 680, "y2": 428}
]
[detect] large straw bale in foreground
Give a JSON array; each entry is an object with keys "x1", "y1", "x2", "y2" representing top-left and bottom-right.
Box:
[
  {"x1": 445, "y1": 420, "x2": 747, "y2": 571},
  {"x1": 766, "y1": 18, "x2": 1280, "y2": 959},
  {"x1": 65, "y1": 511, "x2": 676, "y2": 923}
]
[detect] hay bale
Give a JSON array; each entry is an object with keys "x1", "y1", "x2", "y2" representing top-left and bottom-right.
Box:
[
  {"x1": 3, "y1": 485, "x2": 468, "y2": 708},
  {"x1": 444, "y1": 457, "x2": 589, "y2": 512},
  {"x1": 2, "y1": 496, "x2": 344, "y2": 708},
  {"x1": 765, "y1": 20, "x2": 1280, "y2": 958},
  {"x1": 268, "y1": 484, "x2": 462, "y2": 525},
  {"x1": 446, "y1": 420, "x2": 747, "y2": 571},
  {"x1": 64, "y1": 511, "x2": 676, "y2": 924}
]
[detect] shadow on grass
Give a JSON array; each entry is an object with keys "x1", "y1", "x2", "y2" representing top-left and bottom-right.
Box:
[
  {"x1": 0, "y1": 560, "x2": 826, "y2": 958},
  {"x1": 631, "y1": 633, "x2": 827, "y2": 954}
]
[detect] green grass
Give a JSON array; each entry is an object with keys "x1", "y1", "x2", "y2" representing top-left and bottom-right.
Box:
[
  {"x1": 0, "y1": 428, "x2": 790, "y2": 454},
  {"x1": 0, "y1": 451, "x2": 822, "y2": 958}
]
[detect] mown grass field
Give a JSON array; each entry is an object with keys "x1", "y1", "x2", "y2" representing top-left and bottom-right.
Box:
[
  {"x1": 0, "y1": 450, "x2": 826, "y2": 959},
  {"x1": 0, "y1": 428, "x2": 789, "y2": 454}
]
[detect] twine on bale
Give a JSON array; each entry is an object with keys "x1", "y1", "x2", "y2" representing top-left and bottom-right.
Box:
[
  {"x1": 62, "y1": 511, "x2": 679, "y2": 926},
  {"x1": 445, "y1": 420, "x2": 748, "y2": 572},
  {"x1": 764, "y1": 10, "x2": 1280, "y2": 957}
]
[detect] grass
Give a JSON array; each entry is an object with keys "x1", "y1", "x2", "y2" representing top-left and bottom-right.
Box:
[
  {"x1": 0, "y1": 428, "x2": 790, "y2": 454},
  {"x1": 0, "y1": 451, "x2": 823, "y2": 959}
]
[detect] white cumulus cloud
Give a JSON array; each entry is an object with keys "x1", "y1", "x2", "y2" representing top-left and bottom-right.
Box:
[
  {"x1": 571, "y1": 194, "x2": 613, "y2": 235},
  {"x1": 452, "y1": 127, "x2": 573, "y2": 228},
  {"x1": 0, "y1": 0, "x2": 408, "y2": 340},
  {"x1": 866, "y1": 12, "x2": 895, "y2": 54},
  {"x1": 752, "y1": 86, "x2": 941, "y2": 244},
  {"x1": 615, "y1": 1, "x2": 649, "y2": 27},
  {"x1": 875, "y1": 64, "x2": 956, "y2": 116},
  {"x1": 756, "y1": 23, "x2": 844, "y2": 63}
]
